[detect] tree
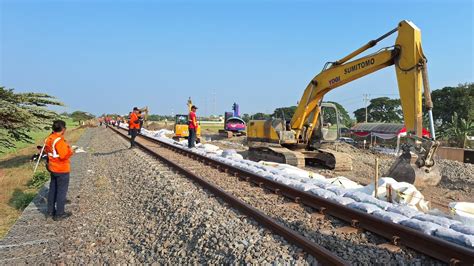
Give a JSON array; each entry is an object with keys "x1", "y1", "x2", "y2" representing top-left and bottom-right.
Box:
[
  {"x1": 272, "y1": 106, "x2": 297, "y2": 121},
  {"x1": 241, "y1": 113, "x2": 250, "y2": 123},
  {"x1": 252, "y1": 112, "x2": 270, "y2": 120},
  {"x1": 430, "y1": 83, "x2": 473, "y2": 127},
  {"x1": 354, "y1": 97, "x2": 402, "y2": 123},
  {"x1": 0, "y1": 86, "x2": 63, "y2": 152},
  {"x1": 71, "y1": 111, "x2": 95, "y2": 125},
  {"x1": 438, "y1": 112, "x2": 474, "y2": 147}
]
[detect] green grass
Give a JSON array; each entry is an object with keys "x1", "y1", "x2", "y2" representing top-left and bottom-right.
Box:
[
  {"x1": 8, "y1": 189, "x2": 36, "y2": 210},
  {"x1": 1, "y1": 118, "x2": 79, "y2": 157},
  {"x1": 27, "y1": 171, "x2": 49, "y2": 189},
  {"x1": 200, "y1": 123, "x2": 224, "y2": 134},
  {"x1": 0, "y1": 122, "x2": 85, "y2": 238}
]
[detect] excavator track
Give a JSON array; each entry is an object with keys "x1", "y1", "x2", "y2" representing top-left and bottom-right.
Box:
[
  {"x1": 310, "y1": 149, "x2": 353, "y2": 171},
  {"x1": 247, "y1": 144, "x2": 352, "y2": 171},
  {"x1": 248, "y1": 146, "x2": 305, "y2": 168}
]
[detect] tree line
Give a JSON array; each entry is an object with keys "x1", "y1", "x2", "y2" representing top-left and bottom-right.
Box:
[
  {"x1": 239, "y1": 83, "x2": 473, "y2": 147},
  {"x1": 1, "y1": 83, "x2": 472, "y2": 151}
]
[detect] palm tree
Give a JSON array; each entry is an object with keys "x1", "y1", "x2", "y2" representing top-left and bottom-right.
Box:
[{"x1": 439, "y1": 112, "x2": 474, "y2": 147}]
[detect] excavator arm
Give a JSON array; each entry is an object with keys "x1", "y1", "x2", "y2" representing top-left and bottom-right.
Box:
[
  {"x1": 291, "y1": 21, "x2": 434, "y2": 146},
  {"x1": 291, "y1": 48, "x2": 397, "y2": 141}
]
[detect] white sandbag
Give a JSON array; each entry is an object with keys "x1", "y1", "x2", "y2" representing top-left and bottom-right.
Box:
[
  {"x1": 221, "y1": 150, "x2": 243, "y2": 160},
  {"x1": 347, "y1": 202, "x2": 381, "y2": 214},
  {"x1": 309, "y1": 188, "x2": 337, "y2": 199},
  {"x1": 278, "y1": 178, "x2": 298, "y2": 186},
  {"x1": 344, "y1": 191, "x2": 392, "y2": 210},
  {"x1": 450, "y1": 223, "x2": 474, "y2": 236},
  {"x1": 222, "y1": 149, "x2": 236, "y2": 156},
  {"x1": 388, "y1": 182, "x2": 430, "y2": 212},
  {"x1": 327, "y1": 195, "x2": 355, "y2": 205},
  {"x1": 372, "y1": 210, "x2": 408, "y2": 224},
  {"x1": 199, "y1": 143, "x2": 221, "y2": 153},
  {"x1": 353, "y1": 177, "x2": 398, "y2": 196},
  {"x1": 316, "y1": 182, "x2": 334, "y2": 189},
  {"x1": 153, "y1": 129, "x2": 173, "y2": 138},
  {"x1": 326, "y1": 186, "x2": 347, "y2": 196},
  {"x1": 294, "y1": 182, "x2": 320, "y2": 192},
  {"x1": 326, "y1": 176, "x2": 363, "y2": 189},
  {"x1": 399, "y1": 219, "x2": 442, "y2": 235},
  {"x1": 387, "y1": 205, "x2": 420, "y2": 218},
  {"x1": 178, "y1": 139, "x2": 188, "y2": 146},
  {"x1": 413, "y1": 213, "x2": 461, "y2": 228},
  {"x1": 434, "y1": 227, "x2": 474, "y2": 248},
  {"x1": 449, "y1": 202, "x2": 474, "y2": 226},
  {"x1": 358, "y1": 177, "x2": 429, "y2": 212},
  {"x1": 259, "y1": 161, "x2": 326, "y2": 180},
  {"x1": 302, "y1": 178, "x2": 329, "y2": 187},
  {"x1": 262, "y1": 173, "x2": 278, "y2": 181}
]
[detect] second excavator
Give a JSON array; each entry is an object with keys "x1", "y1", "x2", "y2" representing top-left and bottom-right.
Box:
[{"x1": 247, "y1": 20, "x2": 441, "y2": 187}]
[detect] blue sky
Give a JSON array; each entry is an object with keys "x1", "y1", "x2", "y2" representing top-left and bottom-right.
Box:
[{"x1": 1, "y1": 0, "x2": 472, "y2": 117}]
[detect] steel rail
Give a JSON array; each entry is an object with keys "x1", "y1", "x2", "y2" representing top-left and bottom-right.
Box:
[
  {"x1": 110, "y1": 127, "x2": 347, "y2": 266},
  {"x1": 112, "y1": 127, "x2": 474, "y2": 265}
]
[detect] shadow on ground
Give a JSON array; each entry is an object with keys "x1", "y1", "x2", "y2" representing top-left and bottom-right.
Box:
[
  {"x1": 92, "y1": 148, "x2": 128, "y2": 156},
  {"x1": 0, "y1": 154, "x2": 33, "y2": 169}
]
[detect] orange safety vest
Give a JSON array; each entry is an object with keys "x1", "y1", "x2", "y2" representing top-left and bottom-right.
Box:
[
  {"x1": 129, "y1": 112, "x2": 140, "y2": 129},
  {"x1": 45, "y1": 132, "x2": 73, "y2": 173}
]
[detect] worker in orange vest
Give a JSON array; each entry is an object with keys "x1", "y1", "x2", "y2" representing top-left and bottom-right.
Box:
[
  {"x1": 44, "y1": 120, "x2": 74, "y2": 221},
  {"x1": 188, "y1": 105, "x2": 198, "y2": 148},
  {"x1": 129, "y1": 107, "x2": 141, "y2": 148}
]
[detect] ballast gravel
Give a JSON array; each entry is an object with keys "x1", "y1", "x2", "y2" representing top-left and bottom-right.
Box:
[{"x1": 0, "y1": 127, "x2": 309, "y2": 264}]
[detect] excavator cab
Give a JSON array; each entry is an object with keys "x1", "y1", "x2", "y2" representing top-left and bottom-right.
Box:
[{"x1": 311, "y1": 103, "x2": 341, "y2": 144}]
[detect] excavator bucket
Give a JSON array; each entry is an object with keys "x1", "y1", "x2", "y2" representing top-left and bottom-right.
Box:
[{"x1": 386, "y1": 149, "x2": 441, "y2": 187}]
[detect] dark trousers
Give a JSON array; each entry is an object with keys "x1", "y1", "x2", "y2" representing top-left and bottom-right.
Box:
[
  {"x1": 130, "y1": 128, "x2": 138, "y2": 147},
  {"x1": 188, "y1": 128, "x2": 196, "y2": 148},
  {"x1": 47, "y1": 172, "x2": 70, "y2": 216}
]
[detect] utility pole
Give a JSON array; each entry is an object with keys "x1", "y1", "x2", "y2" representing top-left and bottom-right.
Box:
[
  {"x1": 212, "y1": 91, "x2": 216, "y2": 117},
  {"x1": 363, "y1": 93, "x2": 370, "y2": 123}
]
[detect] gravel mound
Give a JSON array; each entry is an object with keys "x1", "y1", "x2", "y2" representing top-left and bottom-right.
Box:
[{"x1": 438, "y1": 159, "x2": 474, "y2": 190}]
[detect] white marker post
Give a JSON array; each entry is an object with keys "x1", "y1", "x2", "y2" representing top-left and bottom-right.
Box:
[{"x1": 33, "y1": 140, "x2": 46, "y2": 173}]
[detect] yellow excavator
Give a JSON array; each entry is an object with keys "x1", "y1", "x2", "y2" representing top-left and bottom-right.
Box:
[
  {"x1": 173, "y1": 97, "x2": 201, "y2": 142},
  {"x1": 247, "y1": 20, "x2": 441, "y2": 187}
]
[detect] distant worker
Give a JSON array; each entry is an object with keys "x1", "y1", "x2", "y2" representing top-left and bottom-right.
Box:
[
  {"x1": 105, "y1": 116, "x2": 111, "y2": 128},
  {"x1": 129, "y1": 107, "x2": 141, "y2": 148},
  {"x1": 188, "y1": 105, "x2": 198, "y2": 148},
  {"x1": 127, "y1": 112, "x2": 132, "y2": 135},
  {"x1": 45, "y1": 120, "x2": 74, "y2": 221},
  {"x1": 138, "y1": 110, "x2": 144, "y2": 133},
  {"x1": 117, "y1": 116, "x2": 122, "y2": 128}
]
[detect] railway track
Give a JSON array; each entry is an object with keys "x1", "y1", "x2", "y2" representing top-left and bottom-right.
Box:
[{"x1": 110, "y1": 127, "x2": 474, "y2": 265}]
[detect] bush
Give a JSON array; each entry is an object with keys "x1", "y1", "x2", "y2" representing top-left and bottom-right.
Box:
[
  {"x1": 9, "y1": 189, "x2": 36, "y2": 210},
  {"x1": 28, "y1": 171, "x2": 49, "y2": 188}
]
